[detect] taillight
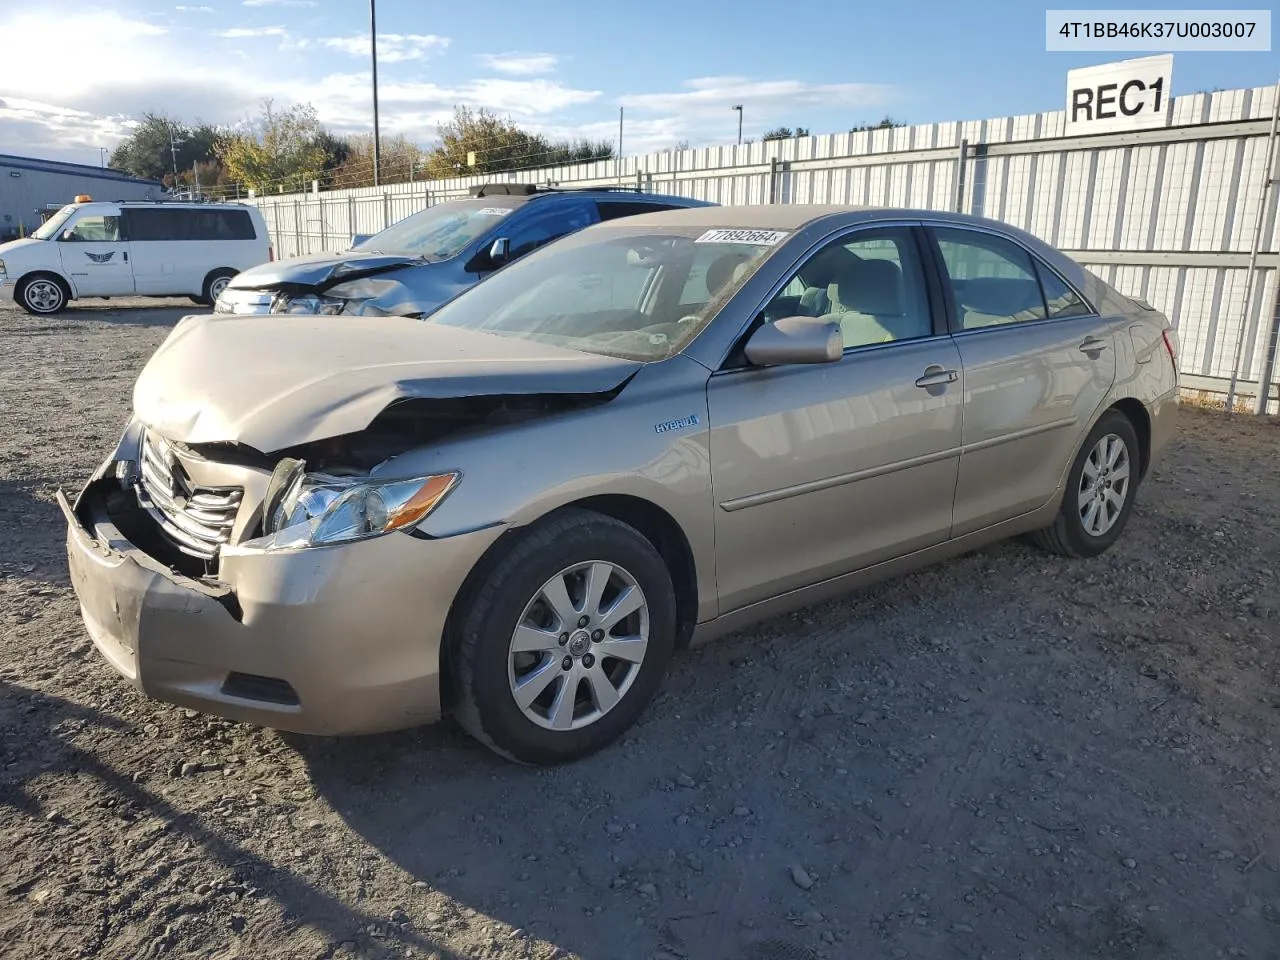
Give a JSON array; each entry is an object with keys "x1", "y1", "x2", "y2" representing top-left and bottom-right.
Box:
[{"x1": 1162, "y1": 328, "x2": 1178, "y2": 364}]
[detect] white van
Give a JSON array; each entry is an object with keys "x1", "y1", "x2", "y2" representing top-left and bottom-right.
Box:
[{"x1": 0, "y1": 199, "x2": 271, "y2": 314}]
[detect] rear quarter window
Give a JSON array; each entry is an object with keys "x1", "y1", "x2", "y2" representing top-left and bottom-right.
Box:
[{"x1": 596, "y1": 201, "x2": 676, "y2": 221}]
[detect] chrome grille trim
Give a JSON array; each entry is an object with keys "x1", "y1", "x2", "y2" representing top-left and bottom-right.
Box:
[{"x1": 135, "y1": 430, "x2": 243, "y2": 560}]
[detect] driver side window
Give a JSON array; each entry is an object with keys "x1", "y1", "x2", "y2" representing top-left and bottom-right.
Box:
[
  {"x1": 63, "y1": 215, "x2": 121, "y2": 242},
  {"x1": 762, "y1": 226, "x2": 933, "y2": 350},
  {"x1": 506, "y1": 204, "x2": 596, "y2": 260}
]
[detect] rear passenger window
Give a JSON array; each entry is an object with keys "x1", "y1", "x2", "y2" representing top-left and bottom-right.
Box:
[
  {"x1": 124, "y1": 208, "x2": 256, "y2": 242},
  {"x1": 1035, "y1": 263, "x2": 1092, "y2": 319},
  {"x1": 125, "y1": 209, "x2": 181, "y2": 241},
  {"x1": 934, "y1": 229, "x2": 1046, "y2": 330}
]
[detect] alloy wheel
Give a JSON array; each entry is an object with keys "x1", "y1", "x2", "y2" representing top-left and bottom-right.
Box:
[
  {"x1": 1077, "y1": 433, "x2": 1130, "y2": 537},
  {"x1": 507, "y1": 560, "x2": 650, "y2": 731}
]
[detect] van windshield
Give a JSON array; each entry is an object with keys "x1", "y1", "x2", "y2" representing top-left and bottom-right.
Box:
[
  {"x1": 32, "y1": 208, "x2": 76, "y2": 240},
  {"x1": 355, "y1": 198, "x2": 522, "y2": 259}
]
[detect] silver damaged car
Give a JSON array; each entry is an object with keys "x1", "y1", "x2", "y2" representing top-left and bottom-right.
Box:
[{"x1": 63, "y1": 205, "x2": 1179, "y2": 764}]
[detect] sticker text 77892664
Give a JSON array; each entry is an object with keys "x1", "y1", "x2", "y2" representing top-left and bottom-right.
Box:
[{"x1": 694, "y1": 228, "x2": 789, "y2": 246}]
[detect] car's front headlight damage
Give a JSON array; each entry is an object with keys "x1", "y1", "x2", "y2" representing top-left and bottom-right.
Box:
[
  {"x1": 245, "y1": 459, "x2": 460, "y2": 551},
  {"x1": 270, "y1": 293, "x2": 347, "y2": 315}
]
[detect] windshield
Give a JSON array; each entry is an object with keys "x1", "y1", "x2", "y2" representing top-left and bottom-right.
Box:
[
  {"x1": 355, "y1": 197, "x2": 521, "y2": 259},
  {"x1": 425, "y1": 226, "x2": 785, "y2": 361},
  {"x1": 31, "y1": 207, "x2": 76, "y2": 240}
]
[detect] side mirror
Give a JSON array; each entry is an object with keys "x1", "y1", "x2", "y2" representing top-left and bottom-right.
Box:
[
  {"x1": 488, "y1": 237, "x2": 510, "y2": 265},
  {"x1": 744, "y1": 316, "x2": 842, "y2": 366}
]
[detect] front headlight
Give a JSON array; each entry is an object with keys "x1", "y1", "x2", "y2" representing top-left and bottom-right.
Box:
[
  {"x1": 249, "y1": 468, "x2": 460, "y2": 551},
  {"x1": 271, "y1": 292, "x2": 348, "y2": 315}
]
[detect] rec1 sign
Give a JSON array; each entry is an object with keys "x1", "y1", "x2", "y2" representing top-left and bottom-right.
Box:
[{"x1": 1065, "y1": 54, "x2": 1174, "y2": 135}]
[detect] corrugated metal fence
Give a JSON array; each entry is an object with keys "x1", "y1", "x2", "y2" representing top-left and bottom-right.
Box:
[{"x1": 247, "y1": 84, "x2": 1280, "y2": 411}]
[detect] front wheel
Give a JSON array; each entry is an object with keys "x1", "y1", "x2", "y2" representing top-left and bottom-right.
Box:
[
  {"x1": 1029, "y1": 409, "x2": 1141, "y2": 558},
  {"x1": 449, "y1": 509, "x2": 676, "y2": 764},
  {"x1": 17, "y1": 274, "x2": 68, "y2": 315}
]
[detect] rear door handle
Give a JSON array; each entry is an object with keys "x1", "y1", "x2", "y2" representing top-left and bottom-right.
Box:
[
  {"x1": 1079, "y1": 337, "x2": 1108, "y2": 354},
  {"x1": 915, "y1": 365, "x2": 959, "y2": 388}
]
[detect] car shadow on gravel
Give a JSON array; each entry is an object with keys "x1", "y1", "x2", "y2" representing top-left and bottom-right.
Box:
[
  {"x1": 0, "y1": 479, "x2": 71, "y2": 586},
  {"x1": 0, "y1": 680, "x2": 470, "y2": 960},
  {"x1": 74, "y1": 304, "x2": 195, "y2": 328}
]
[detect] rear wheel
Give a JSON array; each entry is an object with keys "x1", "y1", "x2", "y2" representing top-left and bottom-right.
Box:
[
  {"x1": 198, "y1": 269, "x2": 236, "y2": 307},
  {"x1": 449, "y1": 509, "x2": 676, "y2": 764},
  {"x1": 17, "y1": 274, "x2": 68, "y2": 315},
  {"x1": 1029, "y1": 409, "x2": 1140, "y2": 558}
]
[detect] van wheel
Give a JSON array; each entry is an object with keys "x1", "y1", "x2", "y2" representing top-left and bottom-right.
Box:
[
  {"x1": 198, "y1": 269, "x2": 237, "y2": 307},
  {"x1": 449, "y1": 509, "x2": 676, "y2": 765},
  {"x1": 17, "y1": 274, "x2": 69, "y2": 315}
]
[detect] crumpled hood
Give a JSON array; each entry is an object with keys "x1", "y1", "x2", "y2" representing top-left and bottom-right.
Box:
[
  {"x1": 226, "y1": 250, "x2": 426, "y2": 290},
  {"x1": 133, "y1": 313, "x2": 640, "y2": 452}
]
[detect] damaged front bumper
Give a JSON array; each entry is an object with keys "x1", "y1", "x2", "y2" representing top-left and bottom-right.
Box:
[{"x1": 61, "y1": 455, "x2": 504, "y2": 736}]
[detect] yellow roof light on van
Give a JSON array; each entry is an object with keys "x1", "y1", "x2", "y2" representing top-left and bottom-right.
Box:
[{"x1": 74, "y1": 194, "x2": 92, "y2": 203}]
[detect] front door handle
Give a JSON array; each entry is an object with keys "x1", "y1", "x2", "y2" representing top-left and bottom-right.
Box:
[
  {"x1": 915, "y1": 365, "x2": 959, "y2": 388},
  {"x1": 1079, "y1": 337, "x2": 1108, "y2": 354}
]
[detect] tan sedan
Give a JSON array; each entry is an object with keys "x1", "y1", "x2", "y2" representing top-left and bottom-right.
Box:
[{"x1": 62, "y1": 205, "x2": 1178, "y2": 763}]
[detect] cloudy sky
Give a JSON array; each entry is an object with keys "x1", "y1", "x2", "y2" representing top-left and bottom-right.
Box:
[{"x1": 0, "y1": 0, "x2": 1273, "y2": 167}]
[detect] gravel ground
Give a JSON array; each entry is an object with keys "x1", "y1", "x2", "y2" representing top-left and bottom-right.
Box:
[{"x1": 2, "y1": 297, "x2": 1280, "y2": 960}]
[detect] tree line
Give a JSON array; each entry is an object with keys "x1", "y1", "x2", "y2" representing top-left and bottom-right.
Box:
[
  {"x1": 109, "y1": 101, "x2": 615, "y2": 197},
  {"x1": 110, "y1": 102, "x2": 906, "y2": 196}
]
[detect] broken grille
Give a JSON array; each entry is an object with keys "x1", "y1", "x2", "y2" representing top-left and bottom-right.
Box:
[{"x1": 135, "y1": 430, "x2": 243, "y2": 561}]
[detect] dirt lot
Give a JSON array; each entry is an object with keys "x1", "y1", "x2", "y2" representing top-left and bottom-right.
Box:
[{"x1": 2, "y1": 297, "x2": 1279, "y2": 960}]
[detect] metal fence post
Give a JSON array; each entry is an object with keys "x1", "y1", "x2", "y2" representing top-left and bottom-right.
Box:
[
  {"x1": 382, "y1": 192, "x2": 390, "y2": 231},
  {"x1": 293, "y1": 199, "x2": 302, "y2": 255},
  {"x1": 318, "y1": 196, "x2": 326, "y2": 252},
  {"x1": 347, "y1": 195, "x2": 355, "y2": 246},
  {"x1": 954, "y1": 138, "x2": 969, "y2": 214},
  {"x1": 768, "y1": 157, "x2": 780, "y2": 204},
  {"x1": 1240, "y1": 75, "x2": 1280, "y2": 415}
]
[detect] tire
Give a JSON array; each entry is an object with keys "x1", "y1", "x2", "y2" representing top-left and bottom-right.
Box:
[
  {"x1": 449, "y1": 508, "x2": 677, "y2": 765},
  {"x1": 1029, "y1": 409, "x2": 1141, "y2": 559},
  {"x1": 198, "y1": 269, "x2": 237, "y2": 307},
  {"x1": 17, "y1": 274, "x2": 68, "y2": 315}
]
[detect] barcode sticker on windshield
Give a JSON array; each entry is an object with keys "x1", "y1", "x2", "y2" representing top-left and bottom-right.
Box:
[
  {"x1": 694, "y1": 228, "x2": 789, "y2": 246},
  {"x1": 477, "y1": 207, "x2": 513, "y2": 216}
]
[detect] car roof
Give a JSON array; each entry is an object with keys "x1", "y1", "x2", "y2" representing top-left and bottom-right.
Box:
[
  {"x1": 525, "y1": 189, "x2": 710, "y2": 206},
  {"x1": 603, "y1": 204, "x2": 1042, "y2": 231}
]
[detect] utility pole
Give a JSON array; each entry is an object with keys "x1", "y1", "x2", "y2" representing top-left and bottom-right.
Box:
[
  {"x1": 370, "y1": 0, "x2": 381, "y2": 187},
  {"x1": 169, "y1": 123, "x2": 180, "y2": 180},
  {"x1": 98, "y1": 147, "x2": 107, "y2": 168},
  {"x1": 731, "y1": 104, "x2": 743, "y2": 146},
  {"x1": 193, "y1": 161, "x2": 200, "y2": 200}
]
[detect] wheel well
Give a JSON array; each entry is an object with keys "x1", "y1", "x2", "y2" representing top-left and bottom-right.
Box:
[
  {"x1": 204, "y1": 267, "x2": 236, "y2": 285},
  {"x1": 568, "y1": 495, "x2": 699, "y2": 650},
  {"x1": 18, "y1": 271, "x2": 71, "y2": 297},
  {"x1": 437, "y1": 496, "x2": 701, "y2": 712},
  {"x1": 1110, "y1": 397, "x2": 1151, "y2": 479}
]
